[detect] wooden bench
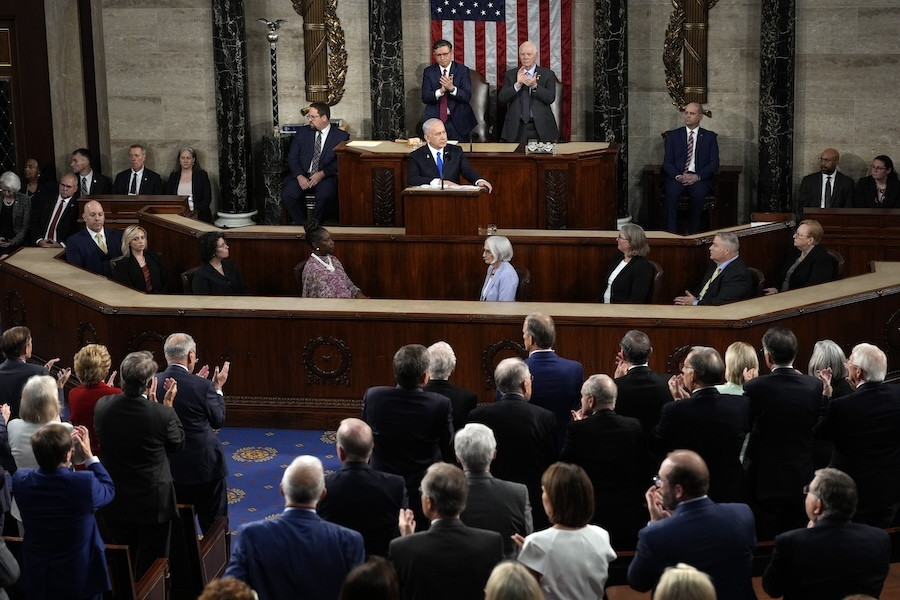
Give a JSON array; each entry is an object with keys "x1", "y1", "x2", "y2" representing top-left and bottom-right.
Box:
[{"x1": 170, "y1": 505, "x2": 229, "y2": 599}]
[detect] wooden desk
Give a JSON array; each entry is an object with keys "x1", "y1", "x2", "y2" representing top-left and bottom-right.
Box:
[
  {"x1": 802, "y1": 208, "x2": 900, "y2": 275},
  {"x1": 2, "y1": 249, "x2": 898, "y2": 429},
  {"x1": 402, "y1": 187, "x2": 489, "y2": 236},
  {"x1": 642, "y1": 165, "x2": 742, "y2": 230},
  {"x1": 336, "y1": 141, "x2": 620, "y2": 230},
  {"x1": 81, "y1": 195, "x2": 191, "y2": 228}
]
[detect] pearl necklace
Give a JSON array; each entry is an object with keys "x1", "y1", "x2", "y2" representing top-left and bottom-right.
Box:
[{"x1": 311, "y1": 252, "x2": 335, "y2": 272}]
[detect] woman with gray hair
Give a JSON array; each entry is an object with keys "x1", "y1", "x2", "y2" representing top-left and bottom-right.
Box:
[
  {"x1": 809, "y1": 339, "x2": 851, "y2": 469},
  {"x1": 164, "y1": 146, "x2": 213, "y2": 222},
  {"x1": 0, "y1": 171, "x2": 31, "y2": 256},
  {"x1": 424, "y1": 341, "x2": 477, "y2": 430},
  {"x1": 480, "y1": 235, "x2": 519, "y2": 301}
]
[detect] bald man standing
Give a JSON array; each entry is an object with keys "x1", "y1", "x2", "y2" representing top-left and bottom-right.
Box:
[
  {"x1": 797, "y1": 148, "x2": 854, "y2": 212},
  {"x1": 64, "y1": 200, "x2": 122, "y2": 276},
  {"x1": 498, "y1": 41, "x2": 559, "y2": 143}
]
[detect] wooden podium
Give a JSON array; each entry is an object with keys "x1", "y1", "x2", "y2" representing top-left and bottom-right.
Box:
[{"x1": 402, "y1": 187, "x2": 490, "y2": 236}]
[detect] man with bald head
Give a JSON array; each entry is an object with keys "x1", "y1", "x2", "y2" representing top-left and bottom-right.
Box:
[
  {"x1": 628, "y1": 450, "x2": 756, "y2": 599},
  {"x1": 798, "y1": 147, "x2": 854, "y2": 212},
  {"x1": 317, "y1": 418, "x2": 408, "y2": 556},
  {"x1": 226, "y1": 455, "x2": 365, "y2": 600},
  {"x1": 64, "y1": 200, "x2": 122, "y2": 275},
  {"x1": 661, "y1": 102, "x2": 719, "y2": 234},
  {"x1": 31, "y1": 173, "x2": 81, "y2": 247},
  {"x1": 498, "y1": 40, "x2": 559, "y2": 143}
]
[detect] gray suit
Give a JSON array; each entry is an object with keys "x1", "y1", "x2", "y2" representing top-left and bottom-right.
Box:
[
  {"x1": 460, "y1": 471, "x2": 532, "y2": 558},
  {"x1": 498, "y1": 65, "x2": 559, "y2": 142}
]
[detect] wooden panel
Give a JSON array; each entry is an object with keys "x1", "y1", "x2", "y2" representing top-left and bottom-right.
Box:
[
  {"x1": 403, "y1": 187, "x2": 489, "y2": 236},
  {"x1": 79, "y1": 195, "x2": 191, "y2": 229}
]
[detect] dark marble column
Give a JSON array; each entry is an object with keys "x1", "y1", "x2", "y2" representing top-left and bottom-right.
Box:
[
  {"x1": 369, "y1": 1, "x2": 405, "y2": 139},
  {"x1": 593, "y1": 0, "x2": 628, "y2": 219},
  {"x1": 212, "y1": 0, "x2": 253, "y2": 216},
  {"x1": 757, "y1": 0, "x2": 795, "y2": 212}
]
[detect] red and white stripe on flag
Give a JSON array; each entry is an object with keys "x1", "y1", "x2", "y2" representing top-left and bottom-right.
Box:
[{"x1": 430, "y1": 0, "x2": 572, "y2": 140}]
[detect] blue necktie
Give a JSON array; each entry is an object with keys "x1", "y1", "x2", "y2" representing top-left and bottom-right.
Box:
[{"x1": 436, "y1": 150, "x2": 443, "y2": 178}]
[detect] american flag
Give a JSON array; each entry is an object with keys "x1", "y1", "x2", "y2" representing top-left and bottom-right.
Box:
[{"x1": 430, "y1": 0, "x2": 572, "y2": 139}]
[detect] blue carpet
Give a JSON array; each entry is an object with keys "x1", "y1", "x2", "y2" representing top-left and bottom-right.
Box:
[{"x1": 219, "y1": 427, "x2": 340, "y2": 534}]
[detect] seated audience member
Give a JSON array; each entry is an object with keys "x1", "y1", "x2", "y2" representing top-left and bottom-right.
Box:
[
  {"x1": 814, "y1": 343, "x2": 900, "y2": 527},
  {"x1": 30, "y1": 173, "x2": 80, "y2": 248},
  {"x1": 468, "y1": 358, "x2": 557, "y2": 530},
  {"x1": 407, "y1": 118, "x2": 492, "y2": 191},
  {"x1": 714, "y1": 341, "x2": 758, "y2": 395},
  {"x1": 423, "y1": 341, "x2": 476, "y2": 431},
  {"x1": 656, "y1": 346, "x2": 749, "y2": 502},
  {"x1": 198, "y1": 577, "x2": 257, "y2": 600},
  {"x1": 21, "y1": 157, "x2": 56, "y2": 200},
  {"x1": 628, "y1": 450, "x2": 756, "y2": 599},
  {"x1": 764, "y1": 219, "x2": 835, "y2": 294},
  {"x1": 12, "y1": 423, "x2": 114, "y2": 600},
  {"x1": 561, "y1": 374, "x2": 649, "y2": 550},
  {"x1": 317, "y1": 418, "x2": 408, "y2": 557},
  {"x1": 0, "y1": 326, "x2": 69, "y2": 419},
  {"x1": 8, "y1": 375, "x2": 74, "y2": 531},
  {"x1": 69, "y1": 343, "x2": 121, "y2": 456},
  {"x1": 70, "y1": 147, "x2": 112, "y2": 196},
  {"x1": 112, "y1": 225, "x2": 169, "y2": 293},
  {"x1": 603, "y1": 223, "x2": 655, "y2": 303},
  {"x1": 0, "y1": 171, "x2": 31, "y2": 256},
  {"x1": 165, "y1": 146, "x2": 213, "y2": 223},
  {"x1": 854, "y1": 155, "x2": 899, "y2": 208},
  {"x1": 339, "y1": 556, "x2": 402, "y2": 600},
  {"x1": 65, "y1": 200, "x2": 123, "y2": 276},
  {"x1": 674, "y1": 231, "x2": 753, "y2": 305},
  {"x1": 301, "y1": 220, "x2": 367, "y2": 298},
  {"x1": 192, "y1": 231, "x2": 247, "y2": 295},
  {"x1": 484, "y1": 561, "x2": 544, "y2": 600},
  {"x1": 762, "y1": 468, "x2": 890, "y2": 600},
  {"x1": 797, "y1": 148, "x2": 854, "y2": 211},
  {"x1": 390, "y1": 463, "x2": 504, "y2": 600},
  {"x1": 480, "y1": 235, "x2": 518, "y2": 301},
  {"x1": 362, "y1": 344, "x2": 454, "y2": 530},
  {"x1": 113, "y1": 144, "x2": 163, "y2": 195},
  {"x1": 515, "y1": 462, "x2": 617, "y2": 600},
  {"x1": 612, "y1": 330, "x2": 672, "y2": 445},
  {"x1": 226, "y1": 455, "x2": 365, "y2": 600},
  {"x1": 654, "y1": 564, "x2": 715, "y2": 600},
  {"x1": 455, "y1": 423, "x2": 533, "y2": 558}
]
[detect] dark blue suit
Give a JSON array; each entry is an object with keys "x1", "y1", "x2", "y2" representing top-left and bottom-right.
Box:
[
  {"x1": 662, "y1": 126, "x2": 719, "y2": 233},
  {"x1": 421, "y1": 62, "x2": 478, "y2": 142},
  {"x1": 13, "y1": 461, "x2": 115, "y2": 599},
  {"x1": 225, "y1": 508, "x2": 365, "y2": 600},
  {"x1": 113, "y1": 168, "x2": 163, "y2": 195},
  {"x1": 0, "y1": 359, "x2": 46, "y2": 418},
  {"x1": 65, "y1": 227, "x2": 123, "y2": 276},
  {"x1": 156, "y1": 364, "x2": 227, "y2": 533},
  {"x1": 282, "y1": 124, "x2": 350, "y2": 224},
  {"x1": 407, "y1": 144, "x2": 485, "y2": 187},
  {"x1": 628, "y1": 497, "x2": 756, "y2": 599},
  {"x1": 524, "y1": 350, "x2": 584, "y2": 450}
]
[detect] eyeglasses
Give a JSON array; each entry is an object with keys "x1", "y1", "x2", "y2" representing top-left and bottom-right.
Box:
[
  {"x1": 433, "y1": 51, "x2": 451, "y2": 58},
  {"x1": 802, "y1": 484, "x2": 817, "y2": 496},
  {"x1": 307, "y1": 113, "x2": 323, "y2": 121},
  {"x1": 652, "y1": 476, "x2": 667, "y2": 488},
  {"x1": 792, "y1": 232, "x2": 810, "y2": 238},
  {"x1": 871, "y1": 165, "x2": 887, "y2": 171},
  {"x1": 616, "y1": 235, "x2": 628, "y2": 241}
]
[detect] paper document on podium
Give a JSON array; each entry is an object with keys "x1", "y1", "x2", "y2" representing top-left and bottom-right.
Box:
[{"x1": 418, "y1": 184, "x2": 481, "y2": 190}]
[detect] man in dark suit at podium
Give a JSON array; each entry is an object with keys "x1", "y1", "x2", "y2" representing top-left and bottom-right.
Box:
[
  {"x1": 113, "y1": 145, "x2": 163, "y2": 196},
  {"x1": 421, "y1": 39, "x2": 478, "y2": 142},
  {"x1": 407, "y1": 119, "x2": 492, "y2": 191},
  {"x1": 282, "y1": 101, "x2": 350, "y2": 225}
]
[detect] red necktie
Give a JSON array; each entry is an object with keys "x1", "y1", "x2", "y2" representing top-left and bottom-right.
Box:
[
  {"x1": 684, "y1": 130, "x2": 695, "y2": 173},
  {"x1": 46, "y1": 198, "x2": 66, "y2": 241},
  {"x1": 439, "y1": 69, "x2": 448, "y2": 122}
]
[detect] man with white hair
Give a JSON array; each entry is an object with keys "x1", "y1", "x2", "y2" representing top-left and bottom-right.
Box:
[
  {"x1": 225, "y1": 455, "x2": 365, "y2": 600},
  {"x1": 424, "y1": 341, "x2": 477, "y2": 431},
  {"x1": 815, "y1": 343, "x2": 900, "y2": 527},
  {"x1": 455, "y1": 423, "x2": 532, "y2": 558},
  {"x1": 498, "y1": 40, "x2": 559, "y2": 143}
]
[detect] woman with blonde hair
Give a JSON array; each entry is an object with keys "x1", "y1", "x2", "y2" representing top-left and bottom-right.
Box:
[
  {"x1": 655, "y1": 563, "x2": 716, "y2": 600},
  {"x1": 485, "y1": 561, "x2": 544, "y2": 600},
  {"x1": 715, "y1": 342, "x2": 758, "y2": 396},
  {"x1": 69, "y1": 344, "x2": 121, "y2": 456},
  {"x1": 602, "y1": 223, "x2": 656, "y2": 303},
  {"x1": 112, "y1": 225, "x2": 168, "y2": 293}
]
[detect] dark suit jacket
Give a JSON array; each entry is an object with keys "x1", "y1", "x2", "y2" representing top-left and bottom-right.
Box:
[
  {"x1": 467, "y1": 393, "x2": 558, "y2": 529},
  {"x1": 113, "y1": 168, "x2": 163, "y2": 195},
  {"x1": 390, "y1": 518, "x2": 503, "y2": 600},
  {"x1": 694, "y1": 256, "x2": 754, "y2": 305},
  {"x1": 655, "y1": 387, "x2": 750, "y2": 502},
  {"x1": 854, "y1": 175, "x2": 900, "y2": 208},
  {"x1": 524, "y1": 350, "x2": 583, "y2": 449},
  {"x1": 111, "y1": 251, "x2": 168, "y2": 293},
  {"x1": 286, "y1": 124, "x2": 349, "y2": 182},
  {"x1": 460, "y1": 471, "x2": 532, "y2": 559},
  {"x1": 407, "y1": 143, "x2": 485, "y2": 186},
  {"x1": 155, "y1": 365, "x2": 226, "y2": 484},
  {"x1": 86, "y1": 172, "x2": 112, "y2": 195},
  {"x1": 498, "y1": 65, "x2": 559, "y2": 142},
  {"x1": 13, "y1": 462, "x2": 115, "y2": 599},
  {"x1": 743, "y1": 368, "x2": 824, "y2": 501},
  {"x1": 614, "y1": 366, "x2": 672, "y2": 443},
  {"x1": 225, "y1": 509, "x2": 365, "y2": 600},
  {"x1": 814, "y1": 381, "x2": 900, "y2": 525},
  {"x1": 192, "y1": 260, "x2": 247, "y2": 295},
  {"x1": 64, "y1": 227, "x2": 123, "y2": 276},
  {"x1": 94, "y1": 392, "x2": 185, "y2": 523},
  {"x1": 29, "y1": 195, "x2": 79, "y2": 245},
  {"x1": 628, "y1": 497, "x2": 756, "y2": 599},
  {"x1": 561, "y1": 409, "x2": 650, "y2": 550},
  {"x1": 772, "y1": 244, "x2": 836, "y2": 291},
  {"x1": 603, "y1": 253, "x2": 656, "y2": 303},
  {"x1": 423, "y1": 379, "x2": 477, "y2": 432},
  {"x1": 762, "y1": 517, "x2": 890, "y2": 600},
  {"x1": 0, "y1": 359, "x2": 46, "y2": 418},
  {"x1": 421, "y1": 62, "x2": 478, "y2": 141},
  {"x1": 662, "y1": 126, "x2": 719, "y2": 182},
  {"x1": 165, "y1": 168, "x2": 213, "y2": 223},
  {"x1": 317, "y1": 461, "x2": 408, "y2": 557},
  {"x1": 798, "y1": 170, "x2": 854, "y2": 209}
]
